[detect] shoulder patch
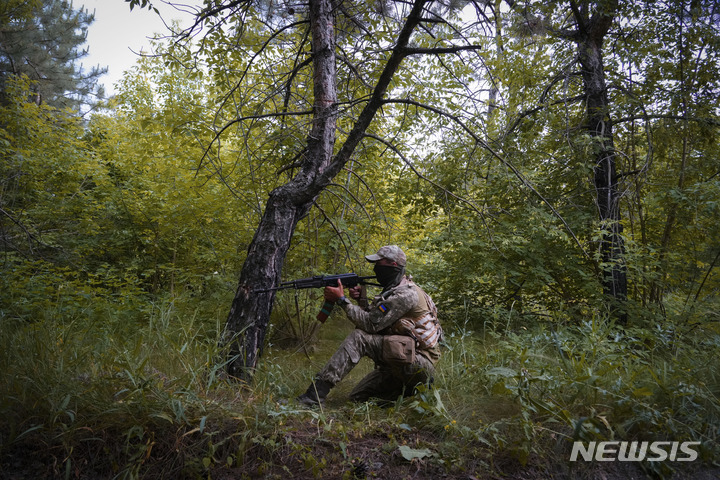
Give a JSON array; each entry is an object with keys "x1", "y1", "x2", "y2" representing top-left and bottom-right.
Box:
[{"x1": 377, "y1": 303, "x2": 388, "y2": 313}]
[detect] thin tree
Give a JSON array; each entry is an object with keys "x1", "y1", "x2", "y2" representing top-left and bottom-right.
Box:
[
  {"x1": 569, "y1": 0, "x2": 627, "y2": 322},
  {"x1": 199, "y1": 0, "x2": 437, "y2": 381},
  {"x1": 527, "y1": 0, "x2": 626, "y2": 322}
]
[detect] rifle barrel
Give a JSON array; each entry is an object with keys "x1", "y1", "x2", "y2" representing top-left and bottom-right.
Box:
[{"x1": 253, "y1": 273, "x2": 379, "y2": 293}]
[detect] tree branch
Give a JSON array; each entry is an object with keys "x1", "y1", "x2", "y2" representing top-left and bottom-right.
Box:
[
  {"x1": 323, "y1": 182, "x2": 372, "y2": 221},
  {"x1": 402, "y1": 44, "x2": 486, "y2": 55},
  {"x1": 692, "y1": 248, "x2": 720, "y2": 304},
  {"x1": 613, "y1": 113, "x2": 720, "y2": 127},
  {"x1": 381, "y1": 97, "x2": 590, "y2": 257},
  {"x1": 568, "y1": 0, "x2": 587, "y2": 37},
  {"x1": 362, "y1": 132, "x2": 500, "y2": 251},
  {"x1": 196, "y1": 109, "x2": 314, "y2": 173},
  {"x1": 504, "y1": 94, "x2": 584, "y2": 137},
  {"x1": 0, "y1": 206, "x2": 40, "y2": 255},
  {"x1": 315, "y1": 0, "x2": 430, "y2": 189}
]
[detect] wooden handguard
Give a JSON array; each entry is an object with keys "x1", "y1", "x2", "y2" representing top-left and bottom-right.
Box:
[{"x1": 357, "y1": 285, "x2": 369, "y2": 309}]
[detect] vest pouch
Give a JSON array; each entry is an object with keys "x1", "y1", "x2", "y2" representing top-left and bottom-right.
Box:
[{"x1": 382, "y1": 335, "x2": 416, "y2": 365}]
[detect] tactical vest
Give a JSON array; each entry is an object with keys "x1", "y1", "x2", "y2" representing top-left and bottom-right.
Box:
[{"x1": 390, "y1": 283, "x2": 442, "y2": 350}]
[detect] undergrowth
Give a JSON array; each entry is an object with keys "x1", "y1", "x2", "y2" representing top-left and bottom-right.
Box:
[{"x1": 1, "y1": 285, "x2": 719, "y2": 479}]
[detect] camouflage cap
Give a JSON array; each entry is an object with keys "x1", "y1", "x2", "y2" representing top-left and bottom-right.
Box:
[{"x1": 365, "y1": 245, "x2": 407, "y2": 266}]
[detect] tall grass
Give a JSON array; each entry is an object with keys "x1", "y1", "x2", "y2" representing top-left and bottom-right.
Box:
[
  {"x1": 1, "y1": 284, "x2": 718, "y2": 479},
  {"x1": 429, "y1": 315, "x2": 720, "y2": 476}
]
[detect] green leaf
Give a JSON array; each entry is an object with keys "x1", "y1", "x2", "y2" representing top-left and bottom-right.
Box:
[
  {"x1": 487, "y1": 367, "x2": 518, "y2": 378},
  {"x1": 398, "y1": 445, "x2": 433, "y2": 461},
  {"x1": 632, "y1": 386, "x2": 654, "y2": 398}
]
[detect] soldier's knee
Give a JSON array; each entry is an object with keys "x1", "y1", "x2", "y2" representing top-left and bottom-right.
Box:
[
  {"x1": 345, "y1": 328, "x2": 370, "y2": 344},
  {"x1": 342, "y1": 329, "x2": 378, "y2": 363}
]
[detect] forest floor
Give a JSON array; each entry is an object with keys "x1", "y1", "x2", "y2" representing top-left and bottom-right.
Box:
[{"x1": 4, "y1": 394, "x2": 717, "y2": 480}]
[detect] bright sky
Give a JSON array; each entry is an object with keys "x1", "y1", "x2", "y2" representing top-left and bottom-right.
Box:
[{"x1": 82, "y1": 0, "x2": 199, "y2": 96}]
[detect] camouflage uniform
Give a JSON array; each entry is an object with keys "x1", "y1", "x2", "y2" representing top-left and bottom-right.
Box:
[{"x1": 315, "y1": 277, "x2": 441, "y2": 402}]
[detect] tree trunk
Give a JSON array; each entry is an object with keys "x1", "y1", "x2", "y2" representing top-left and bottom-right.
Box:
[
  {"x1": 221, "y1": 0, "x2": 338, "y2": 381},
  {"x1": 572, "y1": 0, "x2": 628, "y2": 323},
  {"x1": 221, "y1": 0, "x2": 429, "y2": 382}
]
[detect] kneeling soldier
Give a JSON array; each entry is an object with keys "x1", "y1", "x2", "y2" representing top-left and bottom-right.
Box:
[{"x1": 297, "y1": 245, "x2": 442, "y2": 406}]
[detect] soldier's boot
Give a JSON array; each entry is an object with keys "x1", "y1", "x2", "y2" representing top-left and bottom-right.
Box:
[{"x1": 297, "y1": 378, "x2": 332, "y2": 407}]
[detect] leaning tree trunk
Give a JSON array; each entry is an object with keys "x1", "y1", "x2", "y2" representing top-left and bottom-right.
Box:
[
  {"x1": 572, "y1": 0, "x2": 628, "y2": 324},
  {"x1": 221, "y1": 0, "x2": 338, "y2": 381},
  {"x1": 221, "y1": 0, "x2": 430, "y2": 382}
]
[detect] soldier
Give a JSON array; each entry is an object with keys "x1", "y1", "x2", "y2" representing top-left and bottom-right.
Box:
[{"x1": 297, "y1": 245, "x2": 442, "y2": 406}]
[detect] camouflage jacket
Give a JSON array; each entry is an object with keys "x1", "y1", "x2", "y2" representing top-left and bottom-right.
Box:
[{"x1": 340, "y1": 277, "x2": 441, "y2": 363}]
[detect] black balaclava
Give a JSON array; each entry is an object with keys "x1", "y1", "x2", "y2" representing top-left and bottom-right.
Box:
[{"x1": 373, "y1": 263, "x2": 405, "y2": 290}]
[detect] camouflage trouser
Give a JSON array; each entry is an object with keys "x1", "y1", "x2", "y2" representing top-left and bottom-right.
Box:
[{"x1": 316, "y1": 329, "x2": 435, "y2": 402}]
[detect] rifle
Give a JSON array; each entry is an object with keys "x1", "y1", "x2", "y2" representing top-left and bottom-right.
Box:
[{"x1": 254, "y1": 273, "x2": 379, "y2": 323}]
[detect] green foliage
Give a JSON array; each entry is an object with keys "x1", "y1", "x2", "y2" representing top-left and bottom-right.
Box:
[
  {"x1": 0, "y1": 71, "x2": 241, "y2": 298},
  {"x1": 1, "y1": 0, "x2": 719, "y2": 477},
  {"x1": 391, "y1": 0, "x2": 720, "y2": 332},
  {"x1": 85, "y1": 49, "x2": 254, "y2": 293},
  {"x1": 0, "y1": 287, "x2": 228, "y2": 478},
  {"x1": 0, "y1": 75, "x2": 100, "y2": 261},
  {"x1": 0, "y1": 258, "x2": 146, "y2": 324}
]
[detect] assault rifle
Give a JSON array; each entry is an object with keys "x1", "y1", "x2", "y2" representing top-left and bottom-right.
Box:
[{"x1": 254, "y1": 273, "x2": 380, "y2": 323}]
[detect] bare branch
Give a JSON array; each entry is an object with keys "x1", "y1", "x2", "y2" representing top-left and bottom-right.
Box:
[
  {"x1": 323, "y1": 182, "x2": 372, "y2": 221},
  {"x1": 215, "y1": 19, "x2": 310, "y2": 120},
  {"x1": 0, "y1": 206, "x2": 45, "y2": 255},
  {"x1": 402, "y1": 44, "x2": 486, "y2": 55},
  {"x1": 362, "y1": 131, "x2": 500, "y2": 251},
  {"x1": 504, "y1": 94, "x2": 584, "y2": 137},
  {"x1": 341, "y1": 161, "x2": 389, "y2": 223},
  {"x1": 381, "y1": 97, "x2": 590, "y2": 257},
  {"x1": 196, "y1": 109, "x2": 313, "y2": 173},
  {"x1": 315, "y1": 0, "x2": 430, "y2": 188},
  {"x1": 310, "y1": 199, "x2": 355, "y2": 266},
  {"x1": 613, "y1": 114, "x2": 720, "y2": 127}
]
